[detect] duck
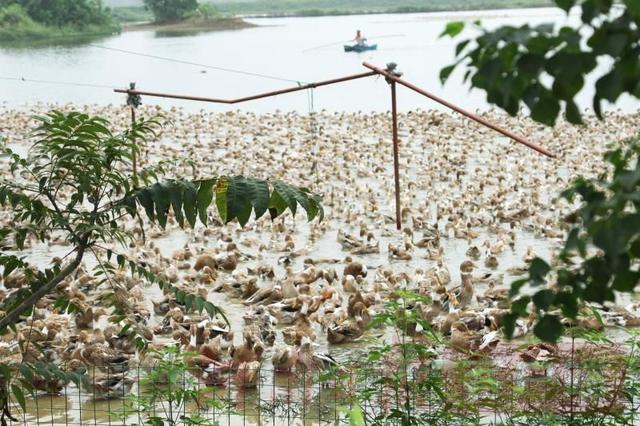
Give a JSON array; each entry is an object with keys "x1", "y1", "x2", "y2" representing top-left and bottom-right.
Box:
[
  {"x1": 186, "y1": 352, "x2": 231, "y2": 386},
  {"x1": 84, "y1": 375, "x2": 134, "y2": 400},
  {"x1": 343, "y1": 257, "x2": 367, "y2": 278},
  {"x1": 388, "y1": 242, "x2": 412, "y2": 261},
  {"x1": 327, "y1": 316, "x2": 365, "y2": 344},
  {"x1": 449, "y1": 322, "x2": 499, "y2": 355},
  {"x1": 230, "y1": 331, "x2": 264, "y2": 369},
  {"x1": 519, "y1": 342, "x2": 557, "y2": 363},
  {"x1": 271, "y1": 345, "x2": 298, "y2": 373},
  {"x1": 243, "y1": 284, "x2": 282, "y2": 305},
  {"x1": 75, "y1": 343, "x2": 130, "y2": 373},
  {"x1": 235, "y1": 361, "x2": 261, "y2": 388},
  {"x1": 295, "y1": 337, "x2": 342, "y2": 374},
  {"x1": 466, "y1": 245, "x2": 481, "y2": 259},
  {"x1": 282, "y1": 313, "x2": 316, "y2": 345}
]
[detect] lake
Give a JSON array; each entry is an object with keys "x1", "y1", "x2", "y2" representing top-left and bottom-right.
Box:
[{"x1": 1, "y1": 7, "x2": 638, "y2": 114}]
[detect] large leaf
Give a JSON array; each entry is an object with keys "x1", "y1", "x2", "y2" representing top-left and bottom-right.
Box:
[{"x1": 135, "y1": 176, "x2": 323, "y2": 229}]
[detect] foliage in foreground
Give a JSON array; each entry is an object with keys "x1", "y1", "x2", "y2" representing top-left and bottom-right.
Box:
[
  {"x1": 442, "y1": 0, "x2": 640, "y2": 126},
  {"x1": 441, "y1": 0, "x2": 640, "y2": 342},
  {"x1": 0, "y1": 110, "x2": 322, "y2": 422},
  {"x1": 115, "y1": 347, "x2": 225, "y2": 426},
  {"x1": 503, "y1": 133, "x2": 640, "y2": 342},
  {"x1": 342, "y1": 291, "x2": 640, "y2": 425}
]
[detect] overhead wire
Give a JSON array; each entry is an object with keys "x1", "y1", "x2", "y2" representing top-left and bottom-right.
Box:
[
  {"x1": 0, "y1": 76, "x2": 117, "y2": 90},
  {"x1": 87, "y1": 43, "x2": 309, "y2": 84}
]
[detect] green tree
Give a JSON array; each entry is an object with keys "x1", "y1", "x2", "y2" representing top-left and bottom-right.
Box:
[
  {"x1": 441, "y1": 1, "x2": 640, "y2": 341},
  {"x1": 441, "y1": 0, "x2": 640, "y2": 126},
  {"x1": 0, "y1": 0, "x2": 113, "y2": 27},
  {"x1": 143, "y1": 0, "x2": 198, "y2": 22},
  {"x1": 0, "y1": 110, "x2": 322, "y2": 421}
]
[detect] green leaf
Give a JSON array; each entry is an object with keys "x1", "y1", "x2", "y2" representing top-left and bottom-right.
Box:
[
  {"x1": 555, "y1": 0, "x2": 575, "y2": 12},
  {"x1": 12, "y1": 384, "x2": 25, "y2": 411},
  {"x1": 612, "y1": 269, "x2": 639, "y2": 292},
  {"x1": 226, "y1": 176, "x2": 252, "y2": 226},
  {"x1": 137, "y1": 187, "x2": 155, "y2": 222},
  {"x1": 531, "y1": 94, "x2": 560, "y2": 126},
  {"x1": 625, "y1": 0, "x2": 640, "y2": 17},
  {"x1": 510, "y1": 278, "x2": 528, "y2": 297},
  {"x1": 273, "y1": 181, "x2": 300, "y2": 217},
  {"x1": 168, "y1": 181, "x2": 184, "y2": 227},
  {"x1": 533, "y1": 315, "x2": 564, "y2": 342},
  {"x1": 529, "y1": 257, "x2": 551, "y2": 284},
  {"x1": 214, "y1": 176, "x2": 229, "y2": 223},
  {"x1": 152, "y1": 183, "x2": 171, "y2": 229},
  {"x1": 182, "y1": 181, "x2": 198, "y2": 228},
  {"x1": 440, "y1": 21, "x2": 465, "y2": 38},
  {"x1": 348, "y1": 404, "x2": 365, "y2": 426},
  {"x1": 197, "y1": 178, "x2": 215, "y2": 225},
  {"x1": 596, "y1": 70, "x2": 624, "y2": 103},
  {"x1": 245, "y1": 177, "x2": 270, "y2": 219},
  {"x1": 440, "y1": 65, "x2": 455, "y2": 85},
  {"x1": 511, "y1": 296, "x2": 531, "y2": 315},
  {"x1": 532, "y1": 289, "x2": 555, "y2": 311},
  {"x1": 502, "y1": 312, "x2": 518, "y2": 339},
  {"x1": 455, "y1": 39, "x2": 470, "y2": 56}
]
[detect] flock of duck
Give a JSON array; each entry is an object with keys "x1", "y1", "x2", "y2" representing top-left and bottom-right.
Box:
[{"x1": 0, "y1": 105, "x2": 639, "y2": 404}]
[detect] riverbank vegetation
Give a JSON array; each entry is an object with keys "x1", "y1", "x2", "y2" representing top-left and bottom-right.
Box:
[
  {"x1": 0, "y1": 0, "x2": 248, "y2": 43},
  {"x1": 0, "y1": 0, "x2": 119, "y2": 42},
  {"x1": 107, "y1": 0, "x2": 554, "y2": 23},
  {"x1": 206, "y1": 0, "x2": 553, "y2": 17},
  {"x1": 125, "y1": 1, "x2": 254, "y2": 33}
]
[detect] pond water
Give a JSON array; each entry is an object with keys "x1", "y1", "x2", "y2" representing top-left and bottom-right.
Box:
[{"x1": 1, "y1": 7, "x2": 638, "y2": 114}]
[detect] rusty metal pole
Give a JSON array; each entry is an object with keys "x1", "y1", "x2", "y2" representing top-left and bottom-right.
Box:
[
  {"x1": 126, "y1": 82, "x2": 142, "y2": 184},
  {"x1": 131, "y1": 106, "x2": 137, "y2": 180},
  {"x1": 390, "y1": 81, "x2": 401, "y2": 230}
]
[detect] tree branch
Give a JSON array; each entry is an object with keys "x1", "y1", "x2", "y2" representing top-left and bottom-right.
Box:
[{"x1": 0, "y1": 243, "x2": 86, "y2": 332}]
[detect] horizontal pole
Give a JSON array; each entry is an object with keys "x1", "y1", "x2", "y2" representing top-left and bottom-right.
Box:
[
  {"x1": 362, "y1": 62, "x2": 555, "y2": 158},
  {"x1": 113, "y1": 71, "x2": 378, "y2": 105}
]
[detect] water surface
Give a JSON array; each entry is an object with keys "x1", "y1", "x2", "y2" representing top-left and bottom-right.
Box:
[{"x1": 1, "y1": 8, "x2": 638, "y2": 114}]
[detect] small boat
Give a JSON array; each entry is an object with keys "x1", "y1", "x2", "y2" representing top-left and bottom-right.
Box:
[{"x1": 344, "y1": 44, "x2": 377, "y2": 53}]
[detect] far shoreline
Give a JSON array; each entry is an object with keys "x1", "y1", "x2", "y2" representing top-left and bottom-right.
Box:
[
  {"x1": 213, "y1": 1, "x2": 554, "y2": 19},
  {"x1": 122, "y1": 17, "x2": 256, "y2": 33}
]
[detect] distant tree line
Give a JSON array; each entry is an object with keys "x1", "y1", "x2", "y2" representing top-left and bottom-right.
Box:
[
  {"x1": 143, "y1": 0, "x2": 218, "y2": 23},
  {"x1": 0, "y1": 0, "x2": 113, "y2": 27}
]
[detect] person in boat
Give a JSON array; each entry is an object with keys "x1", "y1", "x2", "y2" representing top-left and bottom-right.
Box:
[{"x1": 354, "y1": 30, "x2": 367, "y2": 46}]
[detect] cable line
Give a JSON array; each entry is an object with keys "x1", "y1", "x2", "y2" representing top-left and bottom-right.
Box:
[
  {"x1": 0, "y1": 76, "x2": 116, "y2": 90},
  {"x1": 88, "y1": 43, "x2": 309, "y2": 84}
]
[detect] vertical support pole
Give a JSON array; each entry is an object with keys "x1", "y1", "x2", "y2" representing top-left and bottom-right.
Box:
[
  {"x1": 390, "y1": 81, "x2": 401, "y2": 230},
  {"x1": 131, "y1": 106, "x2": 137, "y2": 181},
  {"x1": 126, "y1": 82, "x2": 142, "y2": 185}
]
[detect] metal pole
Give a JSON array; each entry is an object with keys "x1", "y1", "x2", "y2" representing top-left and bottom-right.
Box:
[
  {"x1": 113, "y1": 71, "x2": 378, "y2": 105},
  {"x1": 391, "y1": 81, "x2": 402, "y2": 230},
  {"x1": 131, "y1": 106, "x2": 137, "y2": 181},
  {"x1": 362, "y1": 62, "x2": 555, "y2": 158}
]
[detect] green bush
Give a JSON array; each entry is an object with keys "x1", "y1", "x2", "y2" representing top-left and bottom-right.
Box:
[
  {"x1": 0, "y1": 3, "x2": 31, "y2": 26},
  {"x1": 0, "y1": 0, "x2": 113, "y2": 27}
]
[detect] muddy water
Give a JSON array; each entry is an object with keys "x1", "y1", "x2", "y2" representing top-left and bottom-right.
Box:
[{"x1": 2, "y1": 106, "x2": 639, "y2": 425}]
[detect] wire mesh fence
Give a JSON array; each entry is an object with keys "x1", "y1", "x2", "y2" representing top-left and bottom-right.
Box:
[{"x1": 5, "y1": 354, "x2": 640, "y2": 426}]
